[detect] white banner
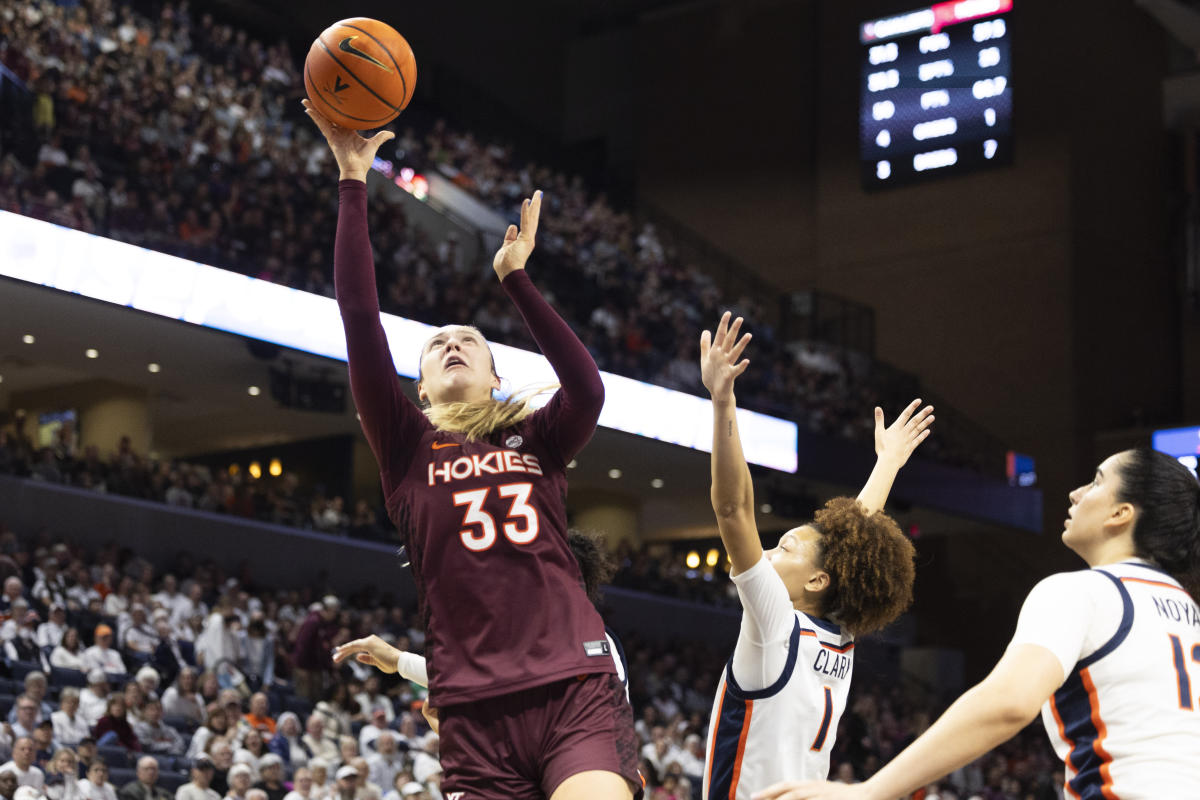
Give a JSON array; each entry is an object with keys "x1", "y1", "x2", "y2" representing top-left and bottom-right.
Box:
[{"x1": 0, "y1": 210, "x2": 797, "y2": 472}]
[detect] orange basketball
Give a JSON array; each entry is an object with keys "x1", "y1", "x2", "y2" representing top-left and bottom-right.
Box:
[{"x1": 304, "y1": 18, "x2": 417, "y2": 130}]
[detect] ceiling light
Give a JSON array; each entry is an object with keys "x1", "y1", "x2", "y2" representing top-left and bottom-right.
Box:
[
  {"x1": 247, "y1": 386, "x2": 261, "y2": 396},
  {"x1": 147, "y1": 363, "x2": 161, "y2": 373},
  {"x1": 567, "y1": 459, "x2": 577, "y2": 469},
  {"x1": 685, "y1": 551, "x2": 700, "y2": 569},
  {"x1": 760, "y1": 503, "x2": 773, "y2": 514},
  {"x1": 706, "y1": 548, "x2": 720, "y2": 567},
  {"x1": 269, "y1": 458, "x2": 283, "y2": 477},
  {"x1": 608, "y1": 468, "x2": 622, "y2": 479},
  {"x1": 0, "y1": 375, "x2": 4, "y2": 384},
  {"x1": 650, "y1": 478, "x2": 664, "y2": 489},
  {"x1": 85, "y1": 349, "x2": 99, "y2": 359},
  {"x1": 21, "y1": 335, "x2": 34, "y2": 344}
]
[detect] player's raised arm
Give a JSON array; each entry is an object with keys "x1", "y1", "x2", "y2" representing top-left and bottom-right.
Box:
[
  {"x1": 700, "y1": 312, "x2": 759, "y2": 574},
  {"x1": 303, "y1": 100, "x2": 427, "y2": 484},
  {"x1": 856, "y1": 399, "x2": 934, "y2": 515},
  {"x1": 493, "y1": 191, "x2": 605, "y2": 462}
]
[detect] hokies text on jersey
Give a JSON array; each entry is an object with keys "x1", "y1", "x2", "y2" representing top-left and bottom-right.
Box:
[{"x1": 427, "y1": 450, "x2": 544, "y2": 486}]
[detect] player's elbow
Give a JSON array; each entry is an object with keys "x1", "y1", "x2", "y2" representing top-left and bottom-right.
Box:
[{"x1": 711, "y1": 493, "x2": 750, "y2": 519}]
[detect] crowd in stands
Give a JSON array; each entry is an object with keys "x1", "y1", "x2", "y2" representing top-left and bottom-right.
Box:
[
  {"x1": 0, "y1": 0, "x2": 991, "y2": 471},
  {"x1": 0, "y1": 520, "x2": 1062, "y2": 800},
  {"x1": 0, "y1": 419, "x2": 384, "y2": 541}
]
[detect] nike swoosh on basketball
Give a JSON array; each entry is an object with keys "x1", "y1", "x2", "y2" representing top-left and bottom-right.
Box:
[
  {"x1": 431, "y1": 442, "x2": 460, "y2": 450},
  {"x1": 338, "y1": 36, "x2": 393, "y2": 72}
]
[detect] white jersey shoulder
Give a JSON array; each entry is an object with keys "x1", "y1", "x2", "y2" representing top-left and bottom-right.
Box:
[
  {"x1": 1040, "y1": 561, "x2": 1200, "y2": 800},
  {"x1": 703, "y1": 611, "x2": 854, "y2": 800}
]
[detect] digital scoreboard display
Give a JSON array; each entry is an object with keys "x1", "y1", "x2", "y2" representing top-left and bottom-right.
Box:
[{"x1": 860, "y1": 0, "x2": 1012, "y2": 189}]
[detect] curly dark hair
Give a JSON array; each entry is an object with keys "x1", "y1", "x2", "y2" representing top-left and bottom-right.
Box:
[
  {"x1": 812, "y1": 496, "x2": 915, "y2": 637},
  {"x1": 567, "y1": 529, "x2": 618, "y2": 606}
]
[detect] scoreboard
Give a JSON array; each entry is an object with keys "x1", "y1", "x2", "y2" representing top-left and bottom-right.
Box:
[{"x1": 860, "y1": 0, "x2": 1013, "y2": 189}]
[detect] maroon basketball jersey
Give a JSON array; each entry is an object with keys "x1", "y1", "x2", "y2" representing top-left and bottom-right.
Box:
[{"x1": 334, "y1": 181, "x2": 615, "y2": 706}]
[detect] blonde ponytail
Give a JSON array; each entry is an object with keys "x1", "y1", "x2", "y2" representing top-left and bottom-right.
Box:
[{"x1": 424, "y1": 384, "x2": 560, "y2": 441}]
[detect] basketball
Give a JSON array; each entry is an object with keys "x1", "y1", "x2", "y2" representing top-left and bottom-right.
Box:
[{"x1": 304, "y1": 17, "x2": 417, "y2": 130}]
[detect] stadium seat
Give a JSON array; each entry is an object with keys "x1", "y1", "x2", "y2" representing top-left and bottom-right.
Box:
[
  {"x1": 350, "y1": 720, "x2": 365, "y2": 737},
  {"x1": 106, "y1": 672, "x2": 131, "y2": 687},
  {"x1": 107, "y1": 767, "x2": 137, "y2": 786},
  {"x1": 178, "y1": 641, "x2": 195, "y2": 666},
  {"x1": 159, "y1": 772, "x2": 189, "y2": 792},
  {"x1": 10, "y1": 661, "x2": 41, "y2": 680},
  {"x1": 163, "y1": 715, "x2": 197, "y2": 734},
  {"x1": 96, "y1": 746, "x2": 133, "y2": 768},
  {"x1": 284, "y1": 696, "x2": 312, "y2": 717},
  {"x1": 0, "y1": 694, "x2": 15, "y2": 719},
  {"x1": 51, "y1": 667, "x2": 88, "y2": 688},
  {"x1": 0, "y1": 679, "x2": 21, "y2": 695}
]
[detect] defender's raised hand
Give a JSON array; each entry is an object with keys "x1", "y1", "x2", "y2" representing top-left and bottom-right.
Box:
[
  {"x1": 700, "y1": 311, "x2": 753, "y2": 402},
  {"x1": 302, "y1": 98, "x2": 395, "y2": 183},
  {"x1": 873, "y1": 398, "x2": 935, "y2": 468},
  {"x1": 493, "y1": 190, "x2": 542, "y2": 280}
]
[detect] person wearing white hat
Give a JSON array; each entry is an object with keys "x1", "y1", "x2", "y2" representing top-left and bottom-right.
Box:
[
  {"x1": 398, "y1": 785, "x2": 427, "y2": 800},
  {"x1": 223, "y1": 765, "x2": 252, "y2": 800},
  {"x1": 331, "y1": 768, "x2": 355, "y2": 800}
]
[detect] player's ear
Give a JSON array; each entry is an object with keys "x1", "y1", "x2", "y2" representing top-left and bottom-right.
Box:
[{"x1": 806, "y1": 569, "x2": 830, "y2": 595}]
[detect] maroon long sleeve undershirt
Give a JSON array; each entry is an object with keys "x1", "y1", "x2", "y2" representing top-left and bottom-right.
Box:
[{"x1": 333, "y1": 179, "x2": 604, "y2": 489}]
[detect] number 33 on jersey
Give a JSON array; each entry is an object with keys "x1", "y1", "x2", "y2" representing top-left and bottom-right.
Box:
[{"x1": 426, "y1": 442, "x2": 545, "y2": 553}]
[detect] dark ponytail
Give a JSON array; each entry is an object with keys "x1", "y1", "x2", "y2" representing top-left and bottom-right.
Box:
[
  {"x1": 1116, "y1": 448, "x2": 1200, "y2": 598},
  {"x1": 566, "y1": 529, "x2": 617, "y2": 607}
]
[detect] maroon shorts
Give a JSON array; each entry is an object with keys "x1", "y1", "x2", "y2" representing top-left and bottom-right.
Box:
[{"x1": 439, "y1": 672, "x2": 642, "y2": 799}]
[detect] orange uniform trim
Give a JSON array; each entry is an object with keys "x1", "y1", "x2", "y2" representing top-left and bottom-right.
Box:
[
  {"x1": 728, "y1": 699, "x2": 754, "y2": 799},
  {"x1": 1079, "y1": 668, "x2": 1118, "y2": 800}
]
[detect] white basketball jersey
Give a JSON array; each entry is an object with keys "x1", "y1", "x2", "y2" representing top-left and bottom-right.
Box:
[
  {"x1": 1041, "y1": 562, "x2": 1200, "y2": 799},
  {"x1": 703, "y1": 614, "x2": 854, "y2": 799}
]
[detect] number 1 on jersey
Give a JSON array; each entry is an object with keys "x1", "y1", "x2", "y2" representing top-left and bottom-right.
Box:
[
  {"x1": 1168, "y1": 634, "x2": 1200, "y2": 710},
  {"x1": 453, "y1": 483, "x2": 541, "y2": 552}
]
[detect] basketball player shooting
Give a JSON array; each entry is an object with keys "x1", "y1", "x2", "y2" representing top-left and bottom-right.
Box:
[
  {"x1": 699, "y1": 312, "x2": 931, "y2": 800},
  {"x1": 302, "y1": 100, "x2": 641, "y2": 800}
]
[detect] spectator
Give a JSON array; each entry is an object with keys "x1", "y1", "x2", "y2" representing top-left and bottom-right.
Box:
[
  {"x1": 120, "y1": 607, "x2": 157, "y2": 658},
  {"x1": 81, "y1": 626, "x2": 126, "y2": 675},
  {"x1": 346, "y1": 759, "x2": 377, "y2": 800},
  {"x1": 50, "y1": 690, "x2": 89, "y2": 749},
  {"x1": 239, "y1": 695, "x2": 274, "y2": 743},
  {"x1": 333, "y1": 740, "x2": 356, "y2": 775},
  {"x1": 329, "y1": 768, "x2": 355, "y2": 800},
  {"x1": 265, "y1": 714, "x2": 307, "y2": 771},
  {"x1": 0, "y1": 771, "x2": 16, "y2": 800},
  {"x1": 174, "y1": 757, "x2": 219, "y2": 800},
  {"x1": 134, "y1": 669, "x2": 161, "y2": 701},
  {"x1": 299, "y1": 718, "x2": 335, "y2": 767},
  {"x1": 116, "y1": 757, "x2": 171, "y2": 800},
  {"x1": 355, "y1": 713, "x2": 388, "y2": 756},
  {"x1": 93, "y1": 697, "x2": 140, "y2": 752},
  {"x1": 232, "y1": 731, "x2": 265, "y2": 782},
  {"x1": 351, "y1": 678, "x2": 390, "y2": 727},
  {"x1": 396, "y1": 785, "x2": 425, "y2": 800},
  {"x1": 305, "y1": 761, "x2": 329, "y2": 800},
  {"x1": 1, "y1": 738, "x2": 45, "y2": 789},
  {"x1": 251, "y1": 755, "x2": 285, "y2": 800},
  {"x1": 16, "y1": 675, "x2": 55, "y2": 723},
  {"x1": 409, "y1": 736, "x2": 439, "y2": 788},
  {"x1": 76, "y1": 761, "x2": 117, "y2": 800},
  {"x1": 5, "y1": 613, "x2": 46, "y2": 666},
  {"x1": 237, "y1": 620, "x2": 273, "y2": 691},
  {"x1": 207, "y1": 741, "x2": 233, "y2": 798},
  {"x1": 279, "y1": 768, "x2": 312, "y2": 800},
  {"x1": 10, "y1": 698, "x2": 41, "y2": 740},
  {"x1": 185, "y1": 706, "x2": 228, "y2": 761},
  {"x1": 0, "y1": 579, "x2": 24, "y2": 618},
  {"x1": 36, "y1": 606, "x2": 68, "y2": 650},
  {"x1": 292, "y1": 599, "x2": 339, "y2": 703},
  {"x1": 162, "y1": 669, "x2": 204, "y2": 727},
  {"x1": 31, "y1": 723, "x2": 54, "y2": 771},
  {"x1": 32, "y1": 559, "x2": 68, "y2": 611},
  {"x1": 133, "y1": 698, "x2": 184, "y2": 756},
  {"x1": 222, "y1": 765, "x2": 250, "y2": 800},
  {"x1": 80, "y1": 672, "x2": 110, "y2": 729},
  {"x1": 0, "y1": 598, "x2": 29, "y2": 640},
  {"x1": 310, "y1": 687, "x2": 351, "y2": 748},
  {"x1": 50, "y1": 629, "x2": 86, "y2": 672},
  {"x1": 363, "y1": 735, "x2": 402, "y2": 796},
  {"x1": 42, "y1": 749, "x2": 82, "y2": 800},
  {"x1": 73, "y1": 742, "x2": 96, "y2": 780}
]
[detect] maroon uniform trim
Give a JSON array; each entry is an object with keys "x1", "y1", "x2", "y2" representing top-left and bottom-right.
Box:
[{"x1": 335, "y1": 181, "x2": 613, "y2": 705}]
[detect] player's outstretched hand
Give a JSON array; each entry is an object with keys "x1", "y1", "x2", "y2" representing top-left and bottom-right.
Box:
[
  {"x1": 332, "y1": 634, "x2": 399, "y2": 674},
  {"x1": 873, "y1": 398, "x2": 934, "y2": 468},
  {"x1": 302, "y1": 98, "x2": 395, "y2": 183},
  {"x1": 752, "y1": 780, "x2": 872, "y2": 800},
  {"x1": 700, "y1": 311, "x2": 752, "y2": 402},
  {"x1": 493, "y1": 190, "x2": 542, "y2": 281}
]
